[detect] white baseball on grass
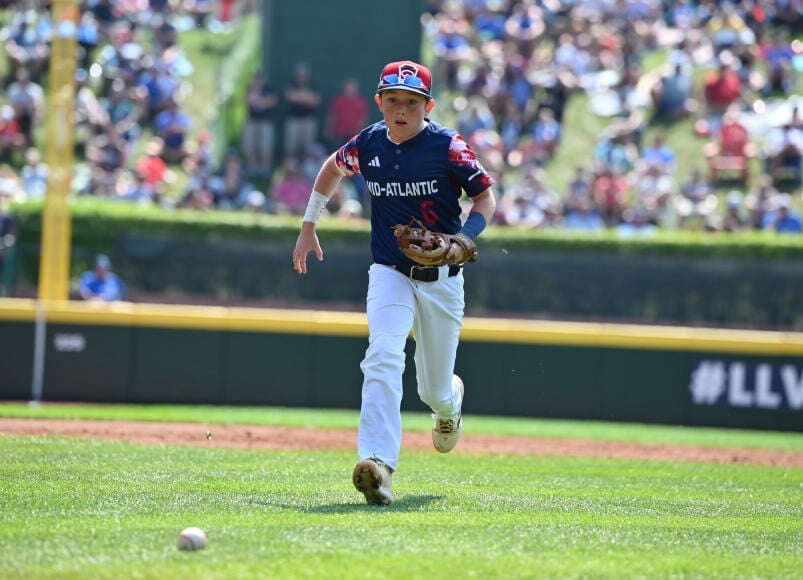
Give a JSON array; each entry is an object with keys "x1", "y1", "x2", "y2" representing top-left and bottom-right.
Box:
[{"x1": 178, "y1": 527, "x2": 208, "y2": 551}]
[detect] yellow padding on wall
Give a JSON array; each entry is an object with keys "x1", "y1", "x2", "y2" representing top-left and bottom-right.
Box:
[{"x1": 1, "y1": 298, "x2": 802, "y2": 355}]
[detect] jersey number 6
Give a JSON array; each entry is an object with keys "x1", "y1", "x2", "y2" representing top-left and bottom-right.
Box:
[{"x1": 420, "y1": 199, "x2": 438, "y2": 226}]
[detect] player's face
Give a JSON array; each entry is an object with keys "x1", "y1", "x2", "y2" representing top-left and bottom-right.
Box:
[{"x1": 376, "y1": 90, "x2": 434, "y2": 143}]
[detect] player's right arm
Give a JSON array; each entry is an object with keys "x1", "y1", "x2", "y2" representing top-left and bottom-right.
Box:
[{"x1": 292, "y1": 153, "x2": 345, "y2": 274}]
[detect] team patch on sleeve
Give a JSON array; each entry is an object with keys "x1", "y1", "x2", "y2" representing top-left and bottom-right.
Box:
[
  {"x1": 335, "y1": 141, "x2": 361, "y2": 176},
  {"x1": 450, "y1": 135, "x2": 484, "y2": 176},
  {"x1": 448, "y1": 134, "x2": 494, "y2": 190}
]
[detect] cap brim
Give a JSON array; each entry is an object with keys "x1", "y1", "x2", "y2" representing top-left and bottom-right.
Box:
[{"x1": 376, "y1": 85, "x2": 431, "y2": 99}]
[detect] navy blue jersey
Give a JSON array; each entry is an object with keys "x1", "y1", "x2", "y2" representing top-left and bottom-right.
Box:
[{"x1": 335, "y1": 120, "x2": 494, "y2": 268}]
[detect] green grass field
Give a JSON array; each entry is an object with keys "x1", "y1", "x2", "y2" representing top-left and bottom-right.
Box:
[{"x1": 1, "y1": 404, "x2": 801, "y2": 579}]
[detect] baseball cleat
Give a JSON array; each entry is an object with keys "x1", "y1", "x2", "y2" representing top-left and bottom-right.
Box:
[
  {"x1": 432, "y1": 374, "x2": 464, "y2": 453},
  {"x1": 352, "y1": 457, "x2": 393, "y2": 506}
]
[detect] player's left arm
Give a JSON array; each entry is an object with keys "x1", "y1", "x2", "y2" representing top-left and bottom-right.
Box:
[
  {"x1": 447, "y1": 188, "x2": 497, "y2": 263},
  {"x1": 466, "y1": 188, "x2": 497, "y2": 226}
]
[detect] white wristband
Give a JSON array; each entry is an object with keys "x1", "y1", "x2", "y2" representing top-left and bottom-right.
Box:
[{"x1": 303, "y1": 190, "x2": 329, "y2": 224}]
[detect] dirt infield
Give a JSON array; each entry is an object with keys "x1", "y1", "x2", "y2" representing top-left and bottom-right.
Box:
[{"x1": 2, "y1": 417, "x2": 802, "y2": 468}]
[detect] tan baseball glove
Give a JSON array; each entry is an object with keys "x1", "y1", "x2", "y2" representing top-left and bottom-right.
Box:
[{"x1": 391, "y1": 218, "x2": 478, "y2": 267}]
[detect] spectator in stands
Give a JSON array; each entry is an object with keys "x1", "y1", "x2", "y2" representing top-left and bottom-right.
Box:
[
  {"x1": 243, "y1": 190, "x2": 267, "y2": 213},
  {"x1": 3, "y1": 12, "x2": 50, "y2": 82},
  {"x1": 530, "y1": 107, "x2": 561, "y2": 165},
  {"x1": 718, "y1": 190, "x2": 749, "y2": 232},
  {"x1": 703, "y1": 103, "x2": 756, "y2": 184},
  {"x1": 76, "y1": 10, "x2": 101, "y2": 71},
  {"x1": 177, "y1": 175, "x2": 215, "y2": 210},
  {"x1": 241, "y1": 68, "x2": 278, "y2": 178},
  {"x1": 705, "y1": 3, "x2": 751, "y2": 56},
  {"x1": 6, "y1": 68, "x2": 45, "y2": 148},
  {"x1": 270, "y1": 156, "x2": 311, "y2": 215},
  {"x1": 538, "y1": 68, "x2": 576, "y2": 126},
  {"x1": 649, "y1": 62, "x2": 696, "y2": 121},
  {"x1": 145, "y1": 51, "x2": 191, "y2": 120},
  {"x1": 641, "y1": 132, "x2": 676, "y2": 174},
  {"x1": 100, "y1": 78, "x2": 141, "y2": 153},
  {"x1": 283, "y1": 62, "x2": 321, "y2": 160},
  {"x1": 744, "y1": 174, "x2": 780, "y2": 230},
  {"x1": 617, "y1": 205, "x2": 658, "y2": 238},
  {"x1": 456, "y1": 97, "x2": 497, "y2": 144},
  {"x1": 471, "y1": 2, "x2": 506, "y2": 46},
  {"x1": 86, "y1": 125, "x2": 128, "y2": 196},
  {"x1": 700, "y1": 51, "x2": 743, "y2": 136},
  {"x1": 19, "y1": 147, "x2": 48, "y2": 200},
  {"x1": 432, "y1": 16, "x2": 473, "y2": 91},
  {"x1": 0, "y1": 106, "x2": 25, "y2": 163},
  {"x1": 337, "y1": 198, "x2": 366, "y2": 223},
  {"x1": 117, "y1": 169, "x2": 156, "y2": 204},
  {"x1": 594, "y1": 125, "x2": 639, "y2": 176},
  {"x1": 503, "y1": 59, "x2": 534, "y2": 117},
  {"x1": 154, "y1": 97, "x2": 192, "y2": 164},
  {"x1": 677, "y1": 165, "x2": 717, "y2": 228},
  {"x1": 218, "y1": 0, "x2": 237, "y2": 24},
  {"x1": 299, "y1": 142, "x2": 328, "y2": 188},
  {"x1": 632, "y1": 160, "x2": 676, "y2": 222},
  {"x1": 554, "y1": 33, "x2": 590, "y2": 79},
  {"x1": 88, "y1": 0, "x2": 117, "y2": 32},
  {"x1": 324, "y1": 77, "x2": 369, "y2": 151},
  {"x1": 763, "y1": 120, "x2": 803, "y2": 186},
  {"x1": 762, "y1": 193, "x2": 802, "y2": 233},
  {"x1": 0, "y1": 164, "x2": 22, "y2": 203},
  {"x1": 732, "y1": 33, "x2": 765, "y2": 95},
  {"x1": 771, "y1": 0, "x2": 803, "y2": 34},
  {"x1": 184, "y1": 0, "x2": 216, "y2": 29},
  {"x1": 591, "y1": 165, "x2": 630, "y2": 227},
  {"x1": 503, "y1": 169, "x2": 558, "y2": 228},
  {"x1": 499, "y1": 102, "x2": 526, "y2": 162},
  {"x1": 78, "y1": 254, "x2": 126, "y2": 302},
  {"x1": 503, "y1": 192, "x2": 546, "y2": 228},
  {"x1": 213, "y1": 148, "x2": 251, "y2": 210},
  {"x1": 73, "y1": 68, "x2": 107, "y2": 153},
  {"x1": 613, "y1": 61, "x2": 645, "y2": 118},
  {"x1": 467, "y1": 126, "x2": 506, "y2": 178},
  {"x1": 153, "y1": 16, "x2": 179, "y2": 52},
  {"x1": 504, "y1": 0, "x2": 545, "y2": 58},
  {"x1": 134, "y1": 57, "x2": 168, "y2": 123},
  {"x1": 562, "y1": 198, "x2": 606, "y2": 231},
  {"x1": 183, "y1": 129, "x2": 213, "y2": 178},
  {"x1": 95, "y1": 22, "x2": 146, "y2": 96},
  {"x1": 562, "y1": 165, "x2": 593, "y2": 216},
  {"x1": 135, "y1": 138, "x2": 172, "y2": 193}
]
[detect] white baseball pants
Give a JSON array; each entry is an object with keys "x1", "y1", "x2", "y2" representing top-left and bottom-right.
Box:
[{"x1": 358, "y1": 263, "x2": 465, "y2": 471}]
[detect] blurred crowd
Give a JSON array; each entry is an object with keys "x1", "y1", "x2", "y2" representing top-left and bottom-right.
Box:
[
  {"x1": 0, "y1": 0, "x2": 801, "y2": 235},
  {"x1": 422, "y1": 0, "x2": 802, "y2": 234},
  {"x1": 0, "y1": 0, "x2": 252, "y2": 210}
]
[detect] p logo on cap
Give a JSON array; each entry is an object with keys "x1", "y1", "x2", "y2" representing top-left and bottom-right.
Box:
[{"x1": 377, "y1": 60, "x2": 432, "y2": 99}]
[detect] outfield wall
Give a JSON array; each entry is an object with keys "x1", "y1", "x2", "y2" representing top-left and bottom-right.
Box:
[{"x1": 1, "y1": 299, "x2": 801, "y2": 431}]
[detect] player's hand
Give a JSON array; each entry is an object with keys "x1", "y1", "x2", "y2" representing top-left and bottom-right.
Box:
[{"x1": 292, "y1": 222, "x2": 323, "y2": 275}]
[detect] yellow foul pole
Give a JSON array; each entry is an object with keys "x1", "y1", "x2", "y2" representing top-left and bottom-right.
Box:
[{"x1": 38, "y1": 0, "x2": 78, "y2": 301}]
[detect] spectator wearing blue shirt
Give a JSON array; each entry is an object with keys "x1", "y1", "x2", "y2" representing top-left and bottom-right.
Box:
[
  {"x1": 78, "y1": 254, "x2": 125, "y2": 301},
  {"x1": 641, "y1": 133, "x2": 676, "y2": 174},
  {"x1": 762, "y1": 194, "x2": 802, "y2": 234},
  {"x1": 154, "y1": 98, "x2": 192, "y2": 165}
]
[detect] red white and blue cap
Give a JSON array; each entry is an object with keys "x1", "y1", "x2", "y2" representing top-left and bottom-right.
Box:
[{"x1": 376, "y1": 60, "x2": 432, "y2": 99}]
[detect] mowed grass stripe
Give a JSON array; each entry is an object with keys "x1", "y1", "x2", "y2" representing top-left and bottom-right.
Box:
[
  {"x1": 1, "y1": 402, "x2": 803, "y2": 451},
  {"x1": 0, "y1": 436, "x2": 801, "y2": 579}
]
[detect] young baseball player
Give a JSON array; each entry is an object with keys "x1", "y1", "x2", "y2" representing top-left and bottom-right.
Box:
[{"x1": 292, "y1": 60, "x2": 496, "y2": 505}]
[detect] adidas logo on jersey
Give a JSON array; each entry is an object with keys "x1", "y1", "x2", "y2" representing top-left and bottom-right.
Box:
[{"x1": 368, "y1": 156, "x2": 381, "y2": 167}]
